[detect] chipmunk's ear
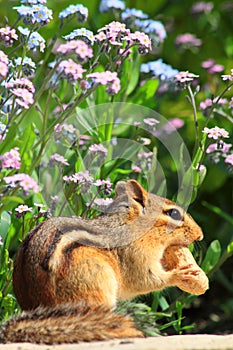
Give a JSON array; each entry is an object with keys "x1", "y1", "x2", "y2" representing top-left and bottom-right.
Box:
[{"x1": 115, "y1": 180, "x2": 148, "y2": 208}]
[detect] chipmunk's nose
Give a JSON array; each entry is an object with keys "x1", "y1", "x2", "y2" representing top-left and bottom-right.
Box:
[{"x1": 195, "y1": 228, "x2": 203, "y2": 241}]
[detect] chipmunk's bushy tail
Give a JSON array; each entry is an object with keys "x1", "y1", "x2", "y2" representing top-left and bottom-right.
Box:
[{"x1": 0, "y1": 303, "x2": 143, "y2": 344}]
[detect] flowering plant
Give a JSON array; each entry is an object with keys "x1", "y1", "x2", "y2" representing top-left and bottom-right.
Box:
[{"x1": 0, "y1": 0, "x2": 233, "y2": 335}]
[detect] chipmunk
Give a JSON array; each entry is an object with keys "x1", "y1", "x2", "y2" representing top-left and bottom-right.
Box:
[{"x1": 0, "y1": 180, "x2": 208, "y2": 344}]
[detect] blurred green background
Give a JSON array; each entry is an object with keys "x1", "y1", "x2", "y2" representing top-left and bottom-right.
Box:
[{"x1": 0, "y1": 0, "x2": 233, "y2": 334}]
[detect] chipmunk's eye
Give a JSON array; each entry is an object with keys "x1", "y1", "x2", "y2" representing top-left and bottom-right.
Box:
[{"x1": 165, "y1": 208, "x2": 183, "y2": 221}]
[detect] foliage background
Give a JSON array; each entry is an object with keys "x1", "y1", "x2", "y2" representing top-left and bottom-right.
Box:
[{"x1": 0, "y1": 0, "x2": 233, "y2": 335}]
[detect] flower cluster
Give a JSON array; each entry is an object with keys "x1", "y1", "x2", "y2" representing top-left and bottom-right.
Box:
[
  {"x1": 4, "y1": 173, "x2": 39, "y2": 193},
  {"x1": 96, "y1": 21, "x2": 152, "y2": 54},
  {"x1": 99, "y1": 0, "x2": 125, "y2": 12},
  {"x1": 89, "y1": 143, "x2": 108, "y2": 157},
  {"x1": 59, "y1": 4, "x2": 88, "y2": 22},
  {"x1": 140, "y1": 59, "x2": 179, "y2": 81},
  {"x1": 200, "y1": 97, "x2": 227, "y2": 111},
  {"x1": 0, "y1": 147, "x2": 21, "y2": 170},
  {"x1": 206, "y1": 140, "x2": 232, "y2": 166},
  {"x1": 221, "y1": 69, "x2": 233, "y2": 82},
  {"x1": 14, "y1": 3, "x2": 53, "y2": 26},
  {"x1": 202, "y1": 59, "x2": 224, "y2": 74},
  {"x1": 0, "y1": 26, "x2": 18, "y2": 46},
  {"x1": 175, "y1": 33, "x2": 202, "y2": 49},
  {"x1": 56, "y1": 40, "x2": 93, "y2": 62},
  {"x1": 49, "y1": 153, "x2": 69, "y2": 166},
  {"x1": 190, "y1": 2, "x2": 213, "y2": 14},
  {"x1": 4, "y1": 78, "x2": 35, "y2": 109},
  {"x1": 174, "y1": 71, "x2": 199, "y2": 85},
  {"x1": 63, "y1": 28, "x2": 95, "y2": 46},
  {"x1": 0, "y1": 50, "x2": 9, "y2": 78},
  {"x1": 87, "y1": 71, "x2": 120, "y2": 95},
  {"x1": 12, "y1": 56, "x2": 36, "y2": 76},
  {"x1": 63, "y1": 170, "x2": 94, "y2": 184},
  {"x1": 203, "y1": 126, "x2": 229, "y2": 140},
  {"x1": 18, "y1": 26, "x2": 45, "y2": 52},
  {"x1": 58, "y1": 59, "x2": 86, "y2": 83}
]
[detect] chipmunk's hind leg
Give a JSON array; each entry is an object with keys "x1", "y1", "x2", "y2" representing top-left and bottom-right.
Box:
[{"x1": 55, "y1": 246, "x2": 120, "y2": 308}]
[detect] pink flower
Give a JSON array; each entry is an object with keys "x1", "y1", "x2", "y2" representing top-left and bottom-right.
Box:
[
  {"x1": 132, "y1": 165, "x2": 142, "y2": 173},
  {"x1": 202, "y1": 59, "x2": 224, "y2": 74},
  {"x1": 63, "y1": 171, "x2": 94, "y2": 184},
  {"x1": 87, "y1": 71, "x2": 118, "y2": 84},
  {"x1": 144, "y1": 118, "x2": 159, "y2": 126},
  {"x1": 93, "y1": 198, "x2": 113, "y2": 206},
  {"x1": 225, "y1": 154, "x2": 233, "y2": 166},
  {"x1": 57, "y1": 40, "x2": 93, "y2": 61},
  {"x1": 4, "y1": 173, "x2": 39, "y2": 193},
  {"x1": 15, "y1": 204, "x2": 33, "y2": 213},
  {"x1": 191, "y1": 2, "x2": 213, "y2": 14},
  {"x1": 50, "y1": 153, "x2": 69, "y2": 166},
  {"x1": 4, "y1": 78, "x2": 35, "y2": 93},
  {"x1": 203, "y1": 126, "x2": 229, "y2": 140},
  {"x1": 175, "y1": 33, "x2": 202, "y2": 47},
  {"x1": 0, "y1": 26, "x2": 18, "y2": 46},
  {"x1": 0, "y1": 61, "x2": 8, "y2": 78},
  {"x1": 0, "y1": 50, "x2": 9, "y2": 64},
  {"x1": 206, "y1": 142, "x2": 231, "y2": 154},
  {"x1": 11, "y1": 88, "x2": 34, "y2": 109},
  {"x1": 94, "y1": 179, "x2": 112, "y2": 188},
  {"x1": 58, "y1": 59, "x2": 86, "y2": 80},
  {"x1": 0, "y1": 147, "x2": 21, "y2": 169},
  {"x1": 89, "y1": 144, "x2": 108, "y2": 156},
  {"x1": 221, "y1": 69, "x2": 233, "y2": 81},
  {"x1": 175, "y1": 71, "x2": 199, "y2": 83}
]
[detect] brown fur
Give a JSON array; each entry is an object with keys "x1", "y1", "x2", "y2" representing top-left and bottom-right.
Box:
[{"x1": 1, "y1": 180, "x2": 208, "y2": 344}]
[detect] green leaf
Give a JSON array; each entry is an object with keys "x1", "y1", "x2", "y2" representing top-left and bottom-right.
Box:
[
  {"x1": 131, "y1": 79, "x2": 159, "y2": 108},
  {"x1": 201, "y1": 240, "x2": 221, "y2": 274},
  {"x1": 227, "y1": 241, "x2": 233, "y2": 254},
  {"x1": 0, "y1": 212, "x2": 11, "y2": 242}
]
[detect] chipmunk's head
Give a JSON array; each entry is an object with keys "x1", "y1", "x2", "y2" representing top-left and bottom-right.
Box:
[{"x1": 113, "y1": 179, "x2": 203, "y2": 247}]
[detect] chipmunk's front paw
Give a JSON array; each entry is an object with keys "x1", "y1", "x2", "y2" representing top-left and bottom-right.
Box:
[{"x1": 162, "y1": 245, "x2": 209, "y2": 295}]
